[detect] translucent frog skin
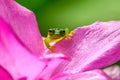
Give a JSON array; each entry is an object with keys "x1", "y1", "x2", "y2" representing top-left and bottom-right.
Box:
[{"x1": 44, "y1": 28, "x2": 75, "y2": 52}]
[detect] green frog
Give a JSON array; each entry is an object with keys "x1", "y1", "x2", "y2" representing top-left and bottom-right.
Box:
[{"x1": 44, "y1": 28, "x2": 75, "y2": 52}]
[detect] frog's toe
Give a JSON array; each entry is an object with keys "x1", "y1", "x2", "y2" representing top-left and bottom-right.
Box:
[
  {"x1": 67, "y1": 31, "x2": 75, "y2": 39},
  {"x1": 50, "y1": 46, "x2": 55, "y2": 53}
]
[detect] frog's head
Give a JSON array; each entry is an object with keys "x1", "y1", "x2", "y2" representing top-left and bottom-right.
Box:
[{"x1": 48, "y1": 28, "x2": 69, "y2": 39}]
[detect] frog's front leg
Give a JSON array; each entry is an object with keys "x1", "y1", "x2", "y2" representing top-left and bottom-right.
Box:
[
  {"x1": 66, "y1": 31, "x2": 75, "y2": 39},
  {"x1": 44, "y1": 38, "x2": 55, "y2": 53}
]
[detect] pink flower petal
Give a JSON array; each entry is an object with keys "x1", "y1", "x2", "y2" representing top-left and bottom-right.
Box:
[
  {"x1": 0, "y1": 16, "x2": 68, "y2": 79},
  {"x1": 36, "y1": 54, "x2": 68, "y2": 80},
  {"x1": 51, "y1": 69, "x2": 111, "y2": 80},
  {"x1": 104, "y1": 65, "x2": 120, "y2": 80},
  {"x1": 0, "y1": 66, "x2": 13, "y2": 80},
  {"x1": 0, "y1": 0, "x2": 45, "y2": 56},
  {"x1": 0, "y1": 16, "x2": 46, "y2": 79},
  {"x1": 54, "y1": 21, "x2": 120, "y2": 73},
  {"x1": 66, "y1": 70, "x2": 111, "y2": 80}
]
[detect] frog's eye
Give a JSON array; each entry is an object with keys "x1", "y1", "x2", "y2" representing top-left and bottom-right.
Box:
[
  {"x1": 60, "y1": 30, "x2": 65, "y2": 35},
  {"x1": 60, "y1": 30, "x2": 65, "y2": 33},
  {"x1": 48, "y1": 29, "x2": 55, "y2": 35},
  {"x1": 48, "y1": 29, "x2": 53, "y2": 32}
]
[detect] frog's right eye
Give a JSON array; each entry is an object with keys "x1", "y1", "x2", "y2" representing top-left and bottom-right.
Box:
[
  {"x1": 49, "y1": 29, "x2": 53, "y2": 32},
  {"x1": 48, "y1": 29, "x2": 55, "y2": 35}
]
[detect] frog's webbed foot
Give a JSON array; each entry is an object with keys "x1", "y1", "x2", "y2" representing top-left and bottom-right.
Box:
[
  {"x1": 49, "y1": 46, "x2": 55, "y2": 53},
  {"x1": 66, "y1": 31, "x2": 75, "y2": 39}
]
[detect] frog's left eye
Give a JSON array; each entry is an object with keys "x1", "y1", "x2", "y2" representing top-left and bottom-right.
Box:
[{"x1": 60, "y1": 30, "x2": 65, "y2": 35}]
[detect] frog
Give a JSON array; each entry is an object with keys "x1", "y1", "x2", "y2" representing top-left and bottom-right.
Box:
[{"x1": 44, "y1": 28, "x2": 75, "y2": 53}]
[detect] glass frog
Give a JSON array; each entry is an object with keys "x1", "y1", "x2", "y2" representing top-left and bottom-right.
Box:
[{"x1": 44, "y1": 28, "x2": 75, "y2": 52}]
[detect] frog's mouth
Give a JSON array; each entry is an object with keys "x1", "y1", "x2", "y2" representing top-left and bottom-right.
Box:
[{"x1": 50, "y1": 34, "x2": 64, "y2": 40}]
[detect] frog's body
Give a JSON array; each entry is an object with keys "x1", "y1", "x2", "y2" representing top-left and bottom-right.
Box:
[{"x1": 44, "y1": 28, "x2": 75, "y2": 52}]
